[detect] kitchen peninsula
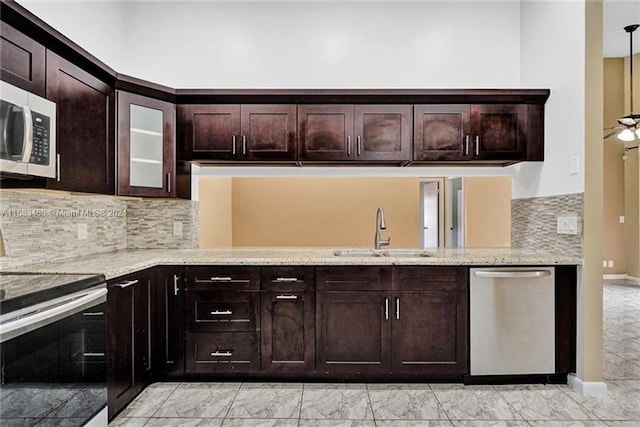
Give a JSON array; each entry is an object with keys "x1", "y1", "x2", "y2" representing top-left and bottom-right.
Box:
[{"x1": 1, "y1": 247, "x2": 581, "y2": 419}]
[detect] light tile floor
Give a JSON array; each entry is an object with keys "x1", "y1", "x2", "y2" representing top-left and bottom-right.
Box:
[{"x1": 111, "y1": 279, "x2": 640, "y2": 427}]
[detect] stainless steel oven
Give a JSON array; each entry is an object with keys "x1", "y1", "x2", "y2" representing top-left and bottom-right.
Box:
[
  {"x1": 0, "y1": 273, "x2": 107, "y2": 426},
  {"x1": 0, "y1": 80, "x2": 57, "y2": 178}
]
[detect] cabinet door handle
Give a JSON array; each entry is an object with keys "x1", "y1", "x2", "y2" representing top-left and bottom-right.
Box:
[
  {"x1": 384, "y1": 297, "x2": 389, "y2": 320},
  {"x1": 232, "y1": 135, "x2": 237, "y2": 155},
  {"x1": 275, "y1": 277, "x2": 299, "y2": 282},
  {"x1": 82, "y1": 312, "x2": 104, "y2": 316},
  {"x1": 210, "y1": 310, "x2": 232, "y2": 315},
  {"x1": 474, "y1": 136, "x2": 480, "y2": 156},
  {"x1": 357, "y1": 136, "x2": 362, "y2": 156},
  {"x1": 117, "y1": 279, "x2": 138, "y2": 289},
  {"x1": 464, "y1": 135, "x2": 469, "y2": 156},
  {"x1": 173, "y1": 274, "x2": 179, "y2": 296},
  {"x1": 395, "y1": 297, "x2": 400, "y2": 320},
  {"x1": 83, "y1": 352, "x2": 106, "y2": 357},
  {"x1": 211, "y1": 351, "x2": 232, "y2": 357},
  {"x1": 242, "y1": 135, "x2": 247, "y2": 155},
  {"x1": 166, "y1": 172, "x2": 171, "y2": 193},
  {"x1": 347, "y1": 135, "x2": 351, "y2": 156},
  {"x1": 56, "y1": 154, "x2": 61, "y2": 182},
  {"x1": 211, "y1": 277, "x2": 233, "y2": 282},
  {"x1": 276, "y1": 295, "x2": 298, "y2": 300}
]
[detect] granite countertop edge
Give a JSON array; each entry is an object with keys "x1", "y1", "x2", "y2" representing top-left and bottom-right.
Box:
[{"x1": 3, "y1": 248, "x2": 583, "y2": 281}]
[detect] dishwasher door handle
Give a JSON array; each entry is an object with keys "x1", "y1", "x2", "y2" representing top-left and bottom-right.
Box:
[{"x1": 473, "y1": 270, "x2": 551, "y2": 279}]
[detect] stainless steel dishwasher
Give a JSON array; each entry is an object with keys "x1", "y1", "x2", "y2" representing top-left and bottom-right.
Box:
[{"x1": 470, "y1": 267, "x2": 555, "y2": 376}]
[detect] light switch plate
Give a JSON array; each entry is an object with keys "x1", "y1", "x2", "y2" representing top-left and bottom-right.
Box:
[
  {"x1": 569, "y1": 156, "x2": 580, "y2": 175},
  {"x1": 557, "y1": 216, "x2": 578, "y2": 235},
  {"x1": 620, "y1": 216, "x2": 625, "y2": 224},
  {"x1": 78, "y1": 223, "x2": 87, "y2": 240},
  {"x1": 173, "y1": 221, "x2": 183, "y2": 237}
]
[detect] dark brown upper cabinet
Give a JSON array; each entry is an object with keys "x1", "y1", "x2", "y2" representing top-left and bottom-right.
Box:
[
  {"x1": 299, "y1": 104, "x2": 411, "y2": 162},
  {"x1": 471, "y1": 104, "x2": 528, "y2": 161},
  {"x1": 117, "y1": 91, "x2": 176, "y2": 197},
  {"x1": 46, "y1": 51, "x2": 115, "y2": 194},
  {"x1": 0, "y1": 21, "x2": 45, "y2": 96},
  {"x1": 178, "y1": 104, "x2": 296, "y2": 161},
  {"x1": 414, "y1": 104, "x2": 535, "y2": 162}
]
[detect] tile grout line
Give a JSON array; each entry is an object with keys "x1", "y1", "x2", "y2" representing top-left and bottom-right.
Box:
[
  {"x1": 428, "y1": 383, "x2": 454, "y2": 425},
  {"x1": 491, "y1": 384, "x2": 530, "y2": 423},
  {"x1": 364, "y1": 383, "x2": 378, "y2": 427},
  {"x1": 146, "y1": 382, "x2": 181, "y2": 419},
  {"x1": 552, "y1": 382, "x2": 608, "y2": 422},
  {"x1": 220, "y1": 381, "x2": 243, "y2": 423},
  {"x1": 297, "y1": 382, "x2": 305, "y2": 426}
]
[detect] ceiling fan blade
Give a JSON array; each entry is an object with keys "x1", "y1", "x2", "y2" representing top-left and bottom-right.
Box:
[{"x1": 604, "y1": 130, "x2": 619, "y2": 139}]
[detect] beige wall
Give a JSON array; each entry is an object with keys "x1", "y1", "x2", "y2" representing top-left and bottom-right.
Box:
[
  {"x1": 462, "y1": 177, "x2": 511, "y2": 248},
  {"x1": 624, "y1": 54, "x2": 640, "y2": 278},
  {"x1": 625, "y1": 149, "x2": 640, "y2": 277},
  {"x1": 199, "y1": 177, "x2": 232, "y2": 247},
  {"x1": 603, "y1": 58, "x2": 627, "y2": 274},
  {"x1": 580, "y1": 0, "x2": 604, "y2": 383},
  {"x1": 231, "y1": 177, "x2": 421, "y2": 248}
]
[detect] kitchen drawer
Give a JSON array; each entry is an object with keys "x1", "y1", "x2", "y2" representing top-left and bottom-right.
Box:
[
  {"x1": 316, "y1": 266, "x2": 392, "y2": 291},
  {"x1": 186, "y1": 332, "x2": 259, "y2": 373},
  {"x1": 261, "y1": 267, "x2": 315, "y2": 291},
  {"x1": 392, "y1": 267, "x2": 467, "y2": 291},
  {"x1": 187, "y1": 266, "x2": 260, "y2": 291},
  {"x1": 187, "y1": 291, "x2": 259, "y2": 332}
]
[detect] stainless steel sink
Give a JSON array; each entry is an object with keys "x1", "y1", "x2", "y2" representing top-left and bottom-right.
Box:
[
  {"x1": 382, "y1": 249, "x2": 434, "y2": 258},
  {"x1": 333, "y1": 249, "x2": 433, "y2": 258},
  {"x1": 333, "y1": 249, "x2": 384, "y2": 257}
]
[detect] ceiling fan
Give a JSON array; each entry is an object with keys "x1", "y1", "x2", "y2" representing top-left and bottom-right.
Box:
[{"x1": 605, "y1": 24, "x2": 640, "y2": 143}]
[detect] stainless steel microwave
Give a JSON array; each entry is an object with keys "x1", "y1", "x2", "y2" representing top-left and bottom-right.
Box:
[{"x1": 0, "y1": 81, "x2": 56, "y2": 178}]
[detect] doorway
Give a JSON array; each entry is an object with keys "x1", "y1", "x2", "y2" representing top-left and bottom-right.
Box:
[{"x1": 420, "y1": 179, "x2": 445, "y2": 249}]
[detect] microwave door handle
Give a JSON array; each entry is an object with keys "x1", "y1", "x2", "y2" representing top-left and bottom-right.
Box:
[{"x1": 21, "y1": 105, "x2": 33, "y2": 163}]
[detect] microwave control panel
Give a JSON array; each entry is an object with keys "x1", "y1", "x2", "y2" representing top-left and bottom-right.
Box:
[{"x1": 29, "y1": 112, "x2": 50, "y2": 166}]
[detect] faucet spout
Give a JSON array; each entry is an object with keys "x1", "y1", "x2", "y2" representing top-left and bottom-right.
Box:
[{"x1": 374, "y1": 207, "x2": 390, "y2": 249}]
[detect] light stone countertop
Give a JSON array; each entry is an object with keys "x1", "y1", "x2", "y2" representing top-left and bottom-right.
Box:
[{"x1": 6, "y1": 247, "x2": 582, "y2": 280}]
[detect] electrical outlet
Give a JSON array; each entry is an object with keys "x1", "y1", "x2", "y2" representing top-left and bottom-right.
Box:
[
  {"x1": 603, "y1": 260, "x2": 608, "y2": 268},
  {"x1": 78, "y1": 223, "x2": 87, "y2": 240},
  {"x1": 608, "y1": 260, "x2": 614, "y2": 268},
  {"x1": 173, "y1": 221, "x2": 183, "y2": 237},
  {"x1": 557, "y1": 216, "x2": 578, "y2": 235},
  {"x1": 620, "y1": 216, "x2": 625, "y2": 224}
]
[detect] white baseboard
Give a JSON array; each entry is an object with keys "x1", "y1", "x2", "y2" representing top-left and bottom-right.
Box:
[
  {"x1": 567, "y1": 374, "x2": 608, "y2": 396},
  {"x1": 626, "y1": 275, "x2": 640, "y2": 284}
]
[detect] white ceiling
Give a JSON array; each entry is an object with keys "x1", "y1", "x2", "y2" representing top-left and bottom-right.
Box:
[{"x1": 604, "y1": 0, "x2": 640, "y2": 57}]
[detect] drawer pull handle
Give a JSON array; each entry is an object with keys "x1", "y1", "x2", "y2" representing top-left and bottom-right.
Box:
[
  {"x1": 211, "y1": 310, "x2": 232, "y2": 315},
  {"x1": 211, "y1": 351, "x2": 232, "y2": 357},
  {"x1": 211, "y1": 277, "x2": 233, "y2": 282},
  {"x1": 276, "y1": 295, "x2": 298, "y2": 300},
  {"x1": 275, "y1": 277, "x2": 299, "y2": 282},
  {"x1": 117, "y1": 280, "x2": 138, "y2": 289},
  {"x1": 82, "y1": 312, "x2": 104, "y2": 316},
  {"x1": 83, "y1": 352, "x2": 106, "y2": 357}
]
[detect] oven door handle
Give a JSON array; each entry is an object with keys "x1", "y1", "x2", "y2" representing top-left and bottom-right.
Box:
[{"x1": 0, "y1": 287, "x2": 107, "y2": 343}]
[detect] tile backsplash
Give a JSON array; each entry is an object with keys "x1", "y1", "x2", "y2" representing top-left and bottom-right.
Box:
[
  {"x1": 511, "y1": 192, "x2": 583, "y2": 258},
  {"x1": 0, "y1": 190, "x2": 198, "y2": 268}
]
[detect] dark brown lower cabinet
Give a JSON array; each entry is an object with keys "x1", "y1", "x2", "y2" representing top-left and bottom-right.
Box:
[
  {"x1": 107, "y1": 270, "x2": 153, "y2": 419},
  {"x1": 316, "y1": 291, "x2": 391, "y2": 374},
  {"x1": 154, "y1": 267, "x2": 184, "y2": 378},
  {"x1": 186, "y1": 332, "x2": 260, "y2": 373},
  {"x1": 261, "y1": 290, "x2": 315, "y2": 372},
  {"x1": 315, "y1": 266, "x2": 467, "y2": 377},
  {"x1": 391, "y1": 291, "x2": 467, "y2": 374}
]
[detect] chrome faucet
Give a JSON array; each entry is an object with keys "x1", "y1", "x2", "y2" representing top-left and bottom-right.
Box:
[{"x1": 374, "y1": 207, "x2": 391, "y2": 249}]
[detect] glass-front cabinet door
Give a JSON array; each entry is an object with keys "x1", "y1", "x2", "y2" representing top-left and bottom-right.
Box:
[{"x1": 117, "y1": 91, "x2": 175, "y2": 197}]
